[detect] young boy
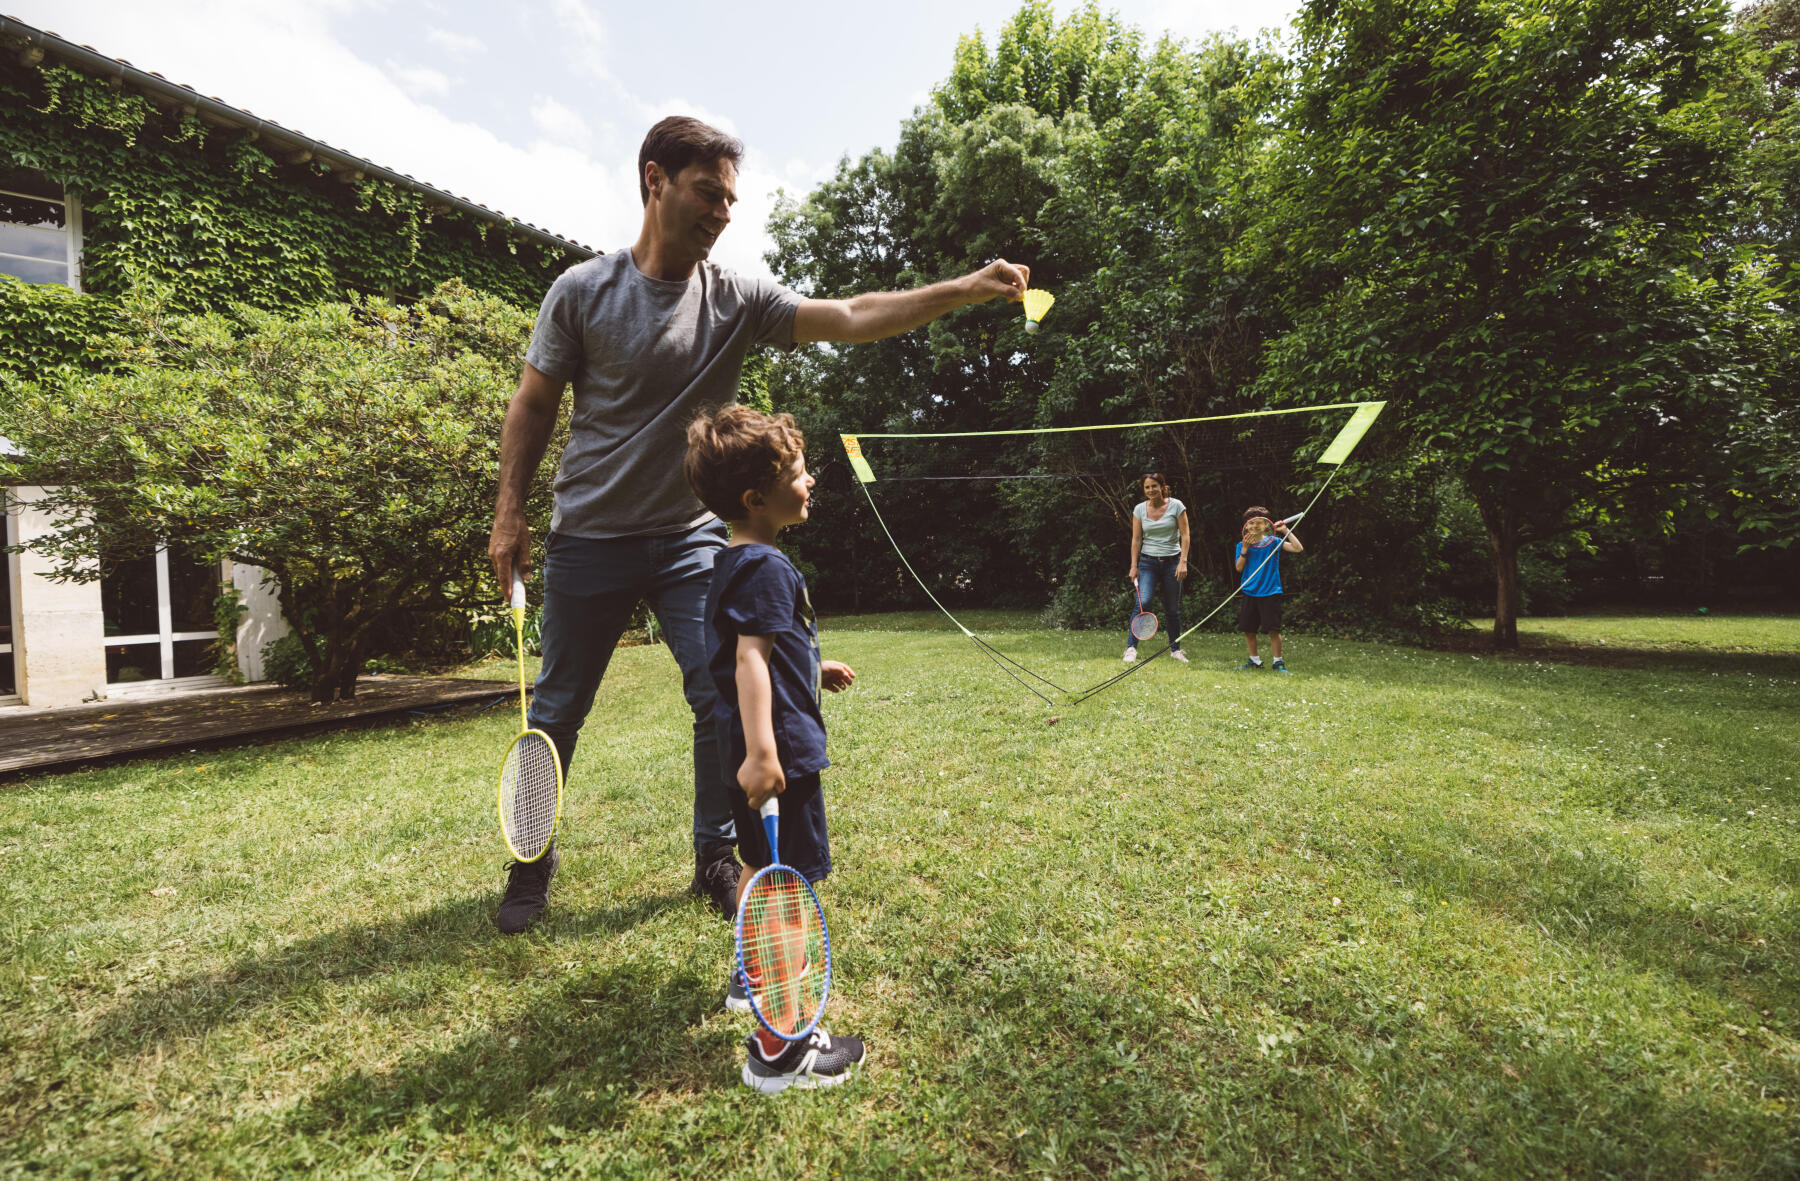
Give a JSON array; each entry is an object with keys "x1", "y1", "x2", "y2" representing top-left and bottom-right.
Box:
[
  {"x1": 1234, "y1": 505, "x2": 1303, "y2": 674},
  {"x1": 684, "y1": 404, "x2": 867, "y2": 1093}
]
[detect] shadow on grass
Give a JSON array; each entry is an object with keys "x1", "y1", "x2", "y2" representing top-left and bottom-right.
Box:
[
  {"x1": 85, "y1": 890, "x2": 693, "y2": 1056},
  {"x1": 277, "y1": 959, "x2": 730, "y2": 1139},
  {"x1": 1424, "y1": 634, "x2": 1800, "y2": 678}
]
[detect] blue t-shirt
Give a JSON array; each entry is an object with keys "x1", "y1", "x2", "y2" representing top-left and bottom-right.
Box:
[
  {"x1": 705, "y1": 543, "x2": 829, "y2": 781},
  {"x1": 1235, "y1": 537, "x2": 1284, "y2": 597}
]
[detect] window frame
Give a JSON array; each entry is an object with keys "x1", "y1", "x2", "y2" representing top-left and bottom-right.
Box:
[{"x1": 0, "y1": 174, "x2": 82, "y2": 290}]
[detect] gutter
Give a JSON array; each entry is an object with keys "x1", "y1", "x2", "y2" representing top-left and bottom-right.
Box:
[{"x1": 0, "y1": 13, "x2": 598, "y2": 260}]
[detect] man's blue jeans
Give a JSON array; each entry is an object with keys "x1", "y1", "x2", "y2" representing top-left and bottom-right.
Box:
[{"x1": 527, "y1": 520, "x2": 735, "y2": 853}]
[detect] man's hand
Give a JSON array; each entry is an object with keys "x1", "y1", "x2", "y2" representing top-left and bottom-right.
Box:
[
  {"x1": 968, "y1": 258, "x2": 1030, "y2": 305},
  {"x1": 821, "y1": 660, "x2": 856, "y2": 692},
  {"x1": 490, "y1": 510, "x2": 532, "y2": 589},
  {"x1": 738, "y1": 750, "x2": 785, "y2": 812}
]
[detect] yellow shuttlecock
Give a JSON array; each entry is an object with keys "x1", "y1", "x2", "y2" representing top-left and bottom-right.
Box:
[{"x1": 1021, "y1": 288, "x2": 1055, "y2": 333}]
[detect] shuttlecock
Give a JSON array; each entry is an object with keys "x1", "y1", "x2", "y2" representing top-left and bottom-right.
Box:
[{"x1": 1021, "y1": 288, "x2": 1055, "y2": 333}]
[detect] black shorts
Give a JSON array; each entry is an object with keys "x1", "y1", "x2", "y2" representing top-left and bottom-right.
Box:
[
  {"x1": 730, "y1": 771, "x2": 831, "y2": 884},
  {"x1": 1237, "y1": 594, "x2": 1283, "y2": 634}
]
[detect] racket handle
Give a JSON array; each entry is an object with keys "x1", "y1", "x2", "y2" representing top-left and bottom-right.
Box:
[
  {"x1": 760, "y1": 796, "x2": 780, "y2": 865},
  {"x1": 1277, "y1": 511, "x2": 1305, "y2": 528},
  {"x1": 511, "y1": 572, "x2": 527, "y2": 612}
]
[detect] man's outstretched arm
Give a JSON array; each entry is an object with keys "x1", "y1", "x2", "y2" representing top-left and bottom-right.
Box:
[
  {"x1": 488, "y1": 362, "x2": 567, "y2": 587},
  {"x1": 792, "y1": 259, "x2": 1030, "y2": 344}
]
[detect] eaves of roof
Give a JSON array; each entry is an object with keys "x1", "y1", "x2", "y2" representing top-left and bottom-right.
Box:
[{"x1": 0, "y1": 13, "x2": 599, "y2": 260}]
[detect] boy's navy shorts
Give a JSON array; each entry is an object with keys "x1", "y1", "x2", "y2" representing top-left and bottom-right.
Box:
[
  {"x1": 1237, "y1": 593, "x2": 1283, "y2": 634},
  {"x1": 730, "y1": 771, "x2": 831, "y2": 884}
]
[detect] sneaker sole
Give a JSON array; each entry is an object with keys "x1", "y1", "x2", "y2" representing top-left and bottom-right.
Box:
[
  {"x1": 741, "y1": 1061, "x2": 855, "y2": 1093},
  {"x1": 726, "y1": 994, "x2": 752, "y2": 1014}
]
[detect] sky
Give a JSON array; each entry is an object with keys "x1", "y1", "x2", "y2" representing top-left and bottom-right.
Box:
[{"x1": 7, "y1": 0, "x2": 1301, "y2": 279}]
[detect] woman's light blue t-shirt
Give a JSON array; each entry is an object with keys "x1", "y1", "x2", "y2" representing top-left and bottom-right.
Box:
[{"x1": 1134, "y1": 498, "x2": 1186, "y2": 558}]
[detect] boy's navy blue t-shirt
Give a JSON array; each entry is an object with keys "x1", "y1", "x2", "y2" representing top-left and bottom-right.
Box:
[{"x1": 705, "y1": 543, "x2": 829, "y2": 781}]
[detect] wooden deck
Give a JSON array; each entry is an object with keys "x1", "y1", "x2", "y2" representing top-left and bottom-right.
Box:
[{"x1": 0, "y1": 676, "x2": 516, "y2": 778}]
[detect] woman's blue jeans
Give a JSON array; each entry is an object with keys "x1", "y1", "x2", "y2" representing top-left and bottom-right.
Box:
[
  {"x1": 1127, "y1": 554, "x2": 1184, "y2": 650},
  {"x1": 526, "y1": 520, "x2": 735, "y2": 853}
]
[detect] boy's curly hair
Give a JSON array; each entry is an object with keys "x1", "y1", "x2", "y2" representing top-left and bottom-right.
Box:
[{"x1": 684, "y1": 404, "x2": 807, "y2": 521}]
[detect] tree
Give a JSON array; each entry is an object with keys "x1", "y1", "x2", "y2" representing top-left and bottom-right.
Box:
[
  {"x1": 1, "y1": 280, "x2": 554, "y2": 701},
  {"x1": 766, "y1": 2, "x2": 1298, "y2": 619},
  {"x1": 1252, "y1": 0, "x2": 1764, "y2": 647}
]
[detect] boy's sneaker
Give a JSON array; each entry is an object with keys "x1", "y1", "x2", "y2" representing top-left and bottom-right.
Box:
[
  {"x1": 496, "y1": 844, "x2": 558, "y2": 935},
  {"x1": 742, "y1": 1028, "x2": 867, "y2": 1094},
  {"x1": 726, "y1": 968, "x2": 752, "y2": 1013},
  {"x1": 1236, "y1": 658, "x2": 1263, "y2": 671},
  {"x1": 1123, "y1": 646, "x2": 1138, "y2": 663},
  {"x1": 1171, "y1": 650, "x2": 1189, "y2": 663},
  {"x1": 1271, "y1": 658, "x2": 1291, "y2": 674}
]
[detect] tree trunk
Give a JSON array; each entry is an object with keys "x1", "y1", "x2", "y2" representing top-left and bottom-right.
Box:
[{"x1": 1486, "y1": 523, "x2": 1521, "y2": 651}]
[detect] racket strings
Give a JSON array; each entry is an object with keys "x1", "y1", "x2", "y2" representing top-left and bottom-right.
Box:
[
  {"x1": 501, "y1": 733, "x2": 560, "y2": 861},
  {"x1": 740, "y1": 869, "x2": 828, "y2": 1036}
]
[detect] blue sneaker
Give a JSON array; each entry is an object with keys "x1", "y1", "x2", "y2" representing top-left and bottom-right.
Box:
[
  {"x1": 1271, "y1": 658, "x2": 1291, "y2": 675},
  {"x1": 1236, "y1": 658, "x2": 1263, "y2": 671}
]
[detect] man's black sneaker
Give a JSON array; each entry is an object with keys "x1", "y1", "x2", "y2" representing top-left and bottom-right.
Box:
[
  {"x1": 691, "y1": 843, "x2": 742, "y2": 921},
  {"x1": 496, "y1": 844, "x2": 558, "y2": 935},
  {"x1": 742, "y1": 1028, "x2": 866, "y2": 1094}
]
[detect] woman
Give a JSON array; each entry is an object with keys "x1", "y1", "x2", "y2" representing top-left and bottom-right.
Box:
[{"x1": 1124, "y1": 472, "x2": 1190, "y2": 663}]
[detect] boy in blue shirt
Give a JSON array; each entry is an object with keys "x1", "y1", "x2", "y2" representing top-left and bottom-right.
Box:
[
  {"x1": 1234, "y1": 505, "x2": 1303, "y2": 673},
  {"x1": 684, "y1": 404, "x2": 866, "y2": 1093}
]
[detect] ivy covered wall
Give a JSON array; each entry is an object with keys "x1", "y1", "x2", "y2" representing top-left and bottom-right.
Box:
[{"x1": 0, "y1": 56, "x2": 589, "y2": 380}]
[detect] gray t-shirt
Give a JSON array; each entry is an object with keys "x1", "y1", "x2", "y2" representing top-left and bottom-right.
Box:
[
  {"x1": 1134, "y1": 498, "x2": 1186, "y2": 557},
  {"x1": 524, "y1": 250, "x2": 804, "y2": 538}
]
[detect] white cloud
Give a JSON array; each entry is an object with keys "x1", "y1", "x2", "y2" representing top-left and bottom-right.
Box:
[
  {"x1": 425, "y1": 26, "x2": 484, "y2": 59},
  {"x1": 389, "y1": 63, "x2": 451, "y2": 99},
  {"x1": 529, "y1": 95, "x2": 591, "y2": 147},
  {"x1": 548, "y1": 0, "x2": 607, "y2": 64}
]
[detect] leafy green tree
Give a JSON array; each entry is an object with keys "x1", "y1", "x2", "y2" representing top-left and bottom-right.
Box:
[
  {"x1": 1725, "y1": 0, "x2": 1800, "y2": 553},
  {"x1": 768, "y1": 3, "x2": 1298, "y2": 617},
  {"x1": 1, "y1": 280, "x2": 554, "y2": 701},
  {"x1": 1253, "y1": 0, "x2": 1762, "y2": 646}
]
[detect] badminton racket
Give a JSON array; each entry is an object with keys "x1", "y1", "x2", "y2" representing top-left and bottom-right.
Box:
[
  {"x1": 1129, "y1": 581, "x2": 1159, "y2": 641},
  {"x1": 496, "y1": 571, "x2": 563, "y2": 863},
  {"x1": 735, "y1": 796, "x2": 833, "y2": 1042}
]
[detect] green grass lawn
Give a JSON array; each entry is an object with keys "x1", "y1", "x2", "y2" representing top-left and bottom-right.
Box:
[{"x1": 3, "y1": 615, "x2": 1797, "y2": 1177}]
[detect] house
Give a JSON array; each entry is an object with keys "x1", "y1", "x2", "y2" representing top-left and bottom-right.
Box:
[{"x1": 0, "y1": 14, "x2": 594, "y2": 707}]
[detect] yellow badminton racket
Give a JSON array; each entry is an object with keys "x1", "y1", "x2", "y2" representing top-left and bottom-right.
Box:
[{"x1": 496, "y1": 572, "x2": 563, "y2": 863}]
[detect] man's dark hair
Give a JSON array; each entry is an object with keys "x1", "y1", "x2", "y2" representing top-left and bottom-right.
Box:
[{"x1": 639, "y1": 116, "x2": 744, "y2": 205}]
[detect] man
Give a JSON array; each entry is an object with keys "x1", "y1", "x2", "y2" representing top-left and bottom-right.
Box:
[{"x1": 488, "y1": 115, "x2": 1029, "y2": 933}]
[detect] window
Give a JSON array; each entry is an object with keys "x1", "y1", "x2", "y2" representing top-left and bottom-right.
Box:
[
  {"x1": 0, "y1": 169, "x2": 81, "y2": 289},
  {"x1": 100, "y1": 541, "x2": 220, "y2": 684}
]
